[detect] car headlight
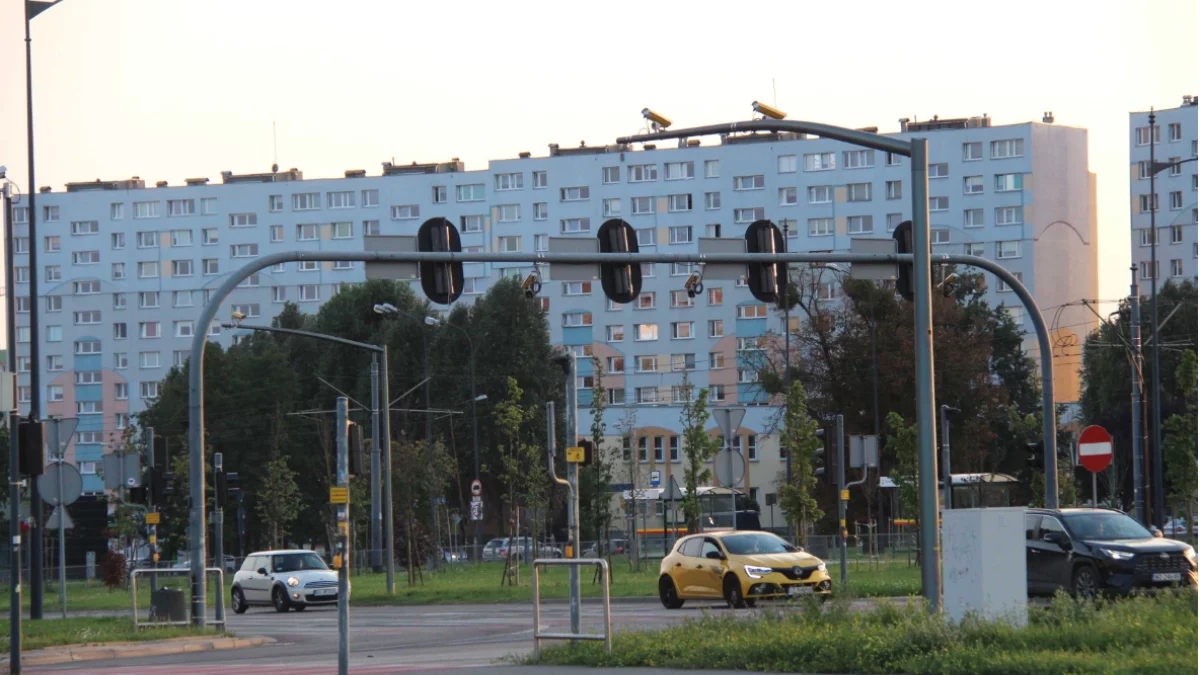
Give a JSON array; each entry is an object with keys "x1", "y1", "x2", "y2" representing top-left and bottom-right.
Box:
[
  {"x1": 1184, "y1": 547, "x2": 1196, "y2": 564},
  {"x1": 744, "y1": 565, "x2": 773, "y2": 579},
  {"x1": 287, "y1": 576, "x2": 300, "y2": 587},
  {"x1": 1095, "y1": 548, "x2": 1135, "y2": 560},
  {"x1": 817, "y1": 562, "x2": 827, "y2": 573}
]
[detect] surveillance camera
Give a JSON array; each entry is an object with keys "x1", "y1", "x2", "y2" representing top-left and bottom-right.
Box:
[
  {"x1": 231, "y1": 311, "x2": 246, "y2": 322},
  {"x1": 751, "y1": 101, "x2": 787, "y2": 121},
  {"x1": 641, "y1": 108, "x2": 672, "y2": 130},
  {"x1": 522, "y1": 271, "x2": 542, "y2": 299},
  {"x1": 683, "y1": 271, "x2": 703, "y2": 298}
]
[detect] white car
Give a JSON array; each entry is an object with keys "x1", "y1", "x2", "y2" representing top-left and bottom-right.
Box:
[{"x1": 231, "y1": 550, "x2": 346, "y2": 613}]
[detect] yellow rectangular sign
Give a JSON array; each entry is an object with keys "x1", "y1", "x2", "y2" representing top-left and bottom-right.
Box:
[
  {"x1": 149, "y1": 535, "x2": 157, "y2": 544},
  {"x1": 840, "y1": 490, "x2": 850, "y2": 501},
  {"x1": 566, "y1": 446, "x2": 585, "y2": 463},
  {"x1": 145, "y1": 512, "x2": 161, "y2": 525},
  {"x1": 330, "y1": 487, "x2": 350, "y2": 504}
]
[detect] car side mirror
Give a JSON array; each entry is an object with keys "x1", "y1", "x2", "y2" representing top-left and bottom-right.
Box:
[
  {"x1": 705, "y1": 550, "x2": 725, "y2": 560},
  {"x1": 1043, "y1": 532, "x2": 1071, "y2": 550},
  {"x1": 1151, "y1": 528, "x2": 1164, "y2": 538},
  {"x1": 257, "y1": 568, "x2": 269, "y2": 576}
]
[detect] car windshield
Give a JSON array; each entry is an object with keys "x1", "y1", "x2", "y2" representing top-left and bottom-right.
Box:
[
  {"x1": 721, "y1": 533, "x2": 792, "y2": 555},
  {"x1": 1063, "y1": 512, "x2": 1153, "y2": 541},
  {"x1": 272, "y1": 553, "x2": 329, "y2": 573}
]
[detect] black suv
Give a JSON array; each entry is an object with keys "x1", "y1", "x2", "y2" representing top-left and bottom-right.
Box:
[{"x1": 1025, "y1": 508, "x2": 1197, "y2": 597}]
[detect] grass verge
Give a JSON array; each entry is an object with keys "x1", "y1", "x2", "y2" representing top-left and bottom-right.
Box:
[
  {"x1": 0, "y1": 616, "x2": 221, "y2": 653},
  {"x1": 529, "y1": 590, "x2": 1198, "y2": 675}
]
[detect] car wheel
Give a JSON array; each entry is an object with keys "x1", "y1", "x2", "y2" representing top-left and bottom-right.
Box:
[
  {"x1": 659, "y1": 576, "x2": 684, "y2": 609},
  {"x1": 293, "y1": 603, "x2": 306, "y2": 611},
  {"x1": 744, "y1": 598, "x2": 757, "y2": 608},
  {"x1": 272, "y1": 586, "x2": 291, "y2": 613},
  {"x1": 231, "y1": 587, "x2": 248, "y2": 615},
  {"x1": 1072, "y1": 564, "x2": 1099, "y2": 600},
  {"x1": 724, "y1": 575, "x2": 747, "y2": 609}
]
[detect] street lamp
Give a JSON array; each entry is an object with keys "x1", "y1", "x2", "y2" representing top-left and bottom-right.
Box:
[
  {"x1": 373, "y1": 303, "x2": 441, "y2": 570},
  {"x1": 1144, "y1": 110, "x2": 1198, "y2": 529},
  {"x1": 422, "y1": 315, "x2": 484, "y2": 561}
]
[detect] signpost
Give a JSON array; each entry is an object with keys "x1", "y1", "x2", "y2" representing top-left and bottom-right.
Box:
[
  {"x1": 39, "y1": 418, "x2": 80, "y2": 619},
  {"x1": 713, "y1": 408, "x2": 747, "y2": 531},
  {"x1": 649, "y1": 470, "x2": 661, "y2": 488},
  {"x1": 1077, "y1": 425, "x2": 1113, "y2": 507}
]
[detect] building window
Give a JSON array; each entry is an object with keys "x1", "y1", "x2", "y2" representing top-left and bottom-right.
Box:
[
  {"x1": 1169, "y1": 258, "x2": 1183, "y2": 277},
  {"x1": 991, "y1": 138, "x2": 1025, "y2": 158},
  {"x1": 885, "y1": 180, "x2": 903, "y2": 200},
  {"x1": 636, "y1": 355, "x2": 658, "y2": 373},
  {"x1": 132, "y1": 202, "x2": 158, "y2": 219},
  {"x1": 734, "y1": 175, "x2": 765, "y2": 191},
  {"x1": 602, "y1": 198, "x2": 622, "y2": 217},
  {"x1": 636, "y1": 323, "x2": 658, "y2": 341},
  {"x1": 167, "y1": 199, "x2": 195, "y2": 217},
  {"x1": 843, "y1": 150, "x2": 875, "y2": 169},
  {"x1": 631, "y1": 196, "x2": 653, "y2": 215},
  {"x1": 498, "y1": 236, "x2": 521, "y2": 252},
  {"x1": 602, "y1": 166, "x2": 620, "y2": 184},
  {"x1": 47, "y1": 355, "x2": 63, "y2": 372},
  {"x1": 738, "y1": 368, "x2": 758, "y2": 383},
  {"x1": 997, "y1": 271, "x2": 1024, "y2": 292},
  {"x1": 708, "y1": 319, "x2": 724, "y2": 337},
  {"x1": 203, "y1": 259, "x2": 219, "y2": 275},
  {"x1": 963, "y1": 142, "x2": 983, "y2": 161},
  {"x1": 140, "y1": 382, "x2": 159, "y2": 400},
  {"x1": 114, "y1": 352, "x2": 128, "y2": 369},
  {"x1": 1139, "y1": 260, "x2": 1159, "y2": 280},
  {"x1": 299, "y1": 284, "x2": 320, "y2": 302},
  {"x1": 996, "y1": 240, "x2": 1021, "y2": 259},
  {"x1": 496, "y1": 173, "x2": 524, "y2": 191},
  {"x1": 562, "y1": 312, "x2": 592, "y2": 327},
  {"x1": 808, "y1": 218, "x2": 834, "y2": 237},
  {"x1": 362, "y1": 189, "x2": 379, "y2": 207},
  {"x1": 1139, "y1": 194, "x2": 1158, "y2": 212},
  {"x1": 1170, "y1": 191, "x2": 1183, "y2": 210},
  {"x1": 702, "y1": 192, "x2": 721, "y2": 211},
  {"x1": 667, "y1": 194, "x2": 692, "y2": 212},
  {"x1": 268, "y1": 195, "x2": 283, "y2": 212},
  {"x1": 533, "y1": 171, "x2": 547, "y2": 188},
  {"x1": 929, "y1": 196, "x2": 949, "y2": 212},
  {"x1": 932, "y1": 229, "x2": 951, "y2": 244},
  {"x1": 171, "y1": 259, "x2": 194, "y2": 276},
  {"x1": 777, "y1": 155, "x2": 797, "y2": 173},
  {"x1": 995, "y1": 173, "x2": 1023, "y2": 192},
  {"x1": 77, "y1": 401, "x2": 103, "y2": 415},
  {"x1": 169, "y1": 229, "x2": 193, "y2": 247},
  {"x1": 808, "y1": 186, "x2": 832, "y2": 204},
  {"x1": 298, "y1": 260, "x2": 319, "y2": 272},
  {"x1": 965, "y1": 242, "x2": 985, "y2": 256},
  {"x1": 291, "y1": 193, "x2": 320, "y2": 211},
  {"x1": 671, "y1": 290, "x2": 694, "y2": 308},
  {"x1": 1170, "y1": 224, "x2": 1184, "y2": 244},
  {"x1": 606, "y1": 325, "x2": 624, "y2": 342},
  {"x1": 669, "y1": 226, "x2": 693, "y2": 244},
  {"x1": 779, "y1": 187, "x2": 798, "y2": 206},
  {"x1": 636, "y1": 292, "x2": 656, "y2": 310},
  {"x1": 929, "y1": 163, "x2": 949, "y2": 179},
  {"x1": 202, "y1": 228, "x2": 218, "y2": 245},
  {"x1": 629, "y1": 164, "x2": 657, "y2": 182},
  {"x1": 963, "y1": 175, "x2": 984, "y2": 195},
  {"x1": 709, "y1": 351, "x2": 726, "y2": 370},
  {"x1": 995, "y1": 206, "x2": 1023, "y2": 226},
  {"x1": 71, "y1": 220, "x2": 99, "y2": 236},
  {"x1": 74, "y1": 339, "x2": 100, "y2": 354},
  {"x1": 847, "y1": 183, "x2": 872, "y2": 202},
  {"x1": 230, "y1": 213, "x2": 257, "y2": 228},
  {"x1": 963, "y1": 208, "x2": 985, "y2": 228},
  {"x1": 665, "y1": 161, "x2": 694, "y2": 180},
  {"x1": 13, "y1": 237, "x2": 28, "y2": 254},
  {"x1": 139, "y1": 351, "x2": 161, "y2": 369},
  {"x1": 109, "y1": 203, "x2": 124, "y2": 220},
  {"x1": 497, "y1": 204, "x2": 520, "y2": 222},
  {"x1": 1168, "y1": 123, "x2": 1182, "y2": 142},
  {"x1": 561, "y1": 217, "x2": 590, "y2": 234},
  {"x1": 72, "y1": 250, "x2": 99, "y2": 265},
  {"x1": 737, "y1": 304, "x2": 768, "y2": 319},
  {"x1": 329, "y1": 190, "x2": 356, "y2": 209},
  {"x1": 390, "y1": 204, "x2": 420, "y2": 220},
  {"x1": 732, "y1": 207, "x2": 764, "y2": 224},
  {"x1": 140, "y1": 321, "x2": 161, "y2": 338},
  {"x1": 804, "y1": 153, "x2": 835, "y2": 171},
  {"x1": 363, "y1": 220, "x2": 381, "y2": 235},
  {"x1": 138, "y1": 291, "x2": 159, "y2": 308},
  {"x1": 137, "y1": 261, "x2": 159, "y2": 278},
  {"x1": 847, "y1": 215, "x2": 873, "y2": 235},
  {"x1": 76, "y1": 369, "x2": 101, "y2": 383}
]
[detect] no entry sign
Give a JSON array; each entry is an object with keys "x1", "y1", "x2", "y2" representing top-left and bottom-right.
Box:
[{"x1": 1077, "y1": 425, "x2": 1113, "y2": 473}]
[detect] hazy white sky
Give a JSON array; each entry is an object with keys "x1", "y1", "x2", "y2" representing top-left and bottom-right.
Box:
[{"x1": 1, "y1": 0, "x2": 1196, "y2": 316}]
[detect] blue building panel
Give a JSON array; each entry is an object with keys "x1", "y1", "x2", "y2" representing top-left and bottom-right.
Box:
[
  {"x1": 561, "y1": 326, "x2": 593, "y2": 345},
  {"x1": 74, "y1": 444, "x2": 104, "y2": 462},
  {"x1": 81, "y1": 476, "x2": 103, "y2": 492},
  {"x1": 735, "y1": 318, "x2": 768, "y2": 336},
  {"x1": 73, "y1": 354, "x2": 101, "y2": 372},
  {"x1": 738, "y1": 383, "x2": 767, "y2": 405},
  {"x1": 577, "y1": 389, "x2": 594, "y2": 407},
  {"x1": 74, "y1": 384, "x2": 102, "y2": 401}
]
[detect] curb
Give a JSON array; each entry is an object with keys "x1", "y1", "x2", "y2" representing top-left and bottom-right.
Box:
[{"x1": 9, "y1": 635, "x2": 275, "y2": 667}]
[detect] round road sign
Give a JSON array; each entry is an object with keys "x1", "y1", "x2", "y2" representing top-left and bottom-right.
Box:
[
  {"x1": 713, "y1": 448, "x2": 746, "y2": 488},
  {"x1": 470, "y1": 479, "x2": 482, "y2": 497},
  {"x1": 37, "y1": 462, "x2": 83, "y2": 506},
  {"x1": 1077, "y1": 425, "x2": 1113, "y2": 473}
]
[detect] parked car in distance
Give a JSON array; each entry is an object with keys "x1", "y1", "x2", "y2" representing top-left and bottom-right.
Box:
[
  {"x1": 658, "y1": 531, "x2": 831, "y2": 609},
  {"x1": 1026, "y1": 508, "x2": 1198, "y2": 597},
  {"x1": 582, "y1": 539, "x2": 628, "y2": 558},
  {"x1": 1161, "y1": 518, "x2": 1198, "y2": 537},
  {"x1": 480, "y1": 537, "x2": 561, "y2": 562},
  {"x1": 231, "y1": 550, "x2": 346, "y2": 614}
]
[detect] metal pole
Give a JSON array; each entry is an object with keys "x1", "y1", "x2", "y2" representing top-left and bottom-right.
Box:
[
  {"x1": 381, "y1": 347, "x2": 395, "y2": 593},
  {"x1": 783, "y1": 220, "x2": 793, "y2": 540},
  {"x1": 145, "y1": 427, "x2": 158, "y2": 591},
  {"x1": 423, "y1": 332, "x2": 439, "y2": 572},
  {"x1": 1130, "y1": 266, "x2": 1147, "y2": 526},
  {"x1": 24, "y1": 5, "x2": 44, "y2": 620},
  {"x1": 369, "y1": 353, "x2": 381, "y2": 571},
  {"x1": 1147, "y1": 111, "x2": 1165, "y2": 530},
  {"x1": 564, "y1": 355, "x2": 581, "y2": 637},
  {"x1": 5, "y1": 181, "x2": 22, "y2": 672},
  {"x1": 940, "y1": 406, "x2": 953, "y2": 510},
  {"x1": 837, "y1": 415, "x2": 846, "y2": 587},
  {"x1": 872, "y1": 304, "x2": 883, "y2": 556},
  {"x1": 335, "y1": 397, "x2": 350, "y2": 675},
  {"x1": 52, "y1": 423, "x2": 64, "y2": 619},
  {"x1": 1092, "y1": 472, "x2": 1098, "y2": 509},
  {"x1": 910, "y1": 138, "x2": 941, "y2": 611},
  {"x1": 213, "y1": 452, "x2": 223, "y2": 615},
  {"x1": 469, "y1": 342, "x2": 480, "y2": 562}
]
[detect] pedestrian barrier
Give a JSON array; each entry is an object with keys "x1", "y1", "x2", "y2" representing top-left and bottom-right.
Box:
[
  {"x1": 532, "y1": 558, "x2": 611, "y2": 658},
  {"x1": 131, "y1": 567, "x2": 225, "y2": 630}
]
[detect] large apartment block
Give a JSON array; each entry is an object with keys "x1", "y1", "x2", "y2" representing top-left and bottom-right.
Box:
[
  {"x1": 1129, "y1": 96, "x2": 1199, "y2": 291},
  {"x1": 8, "y1": 113, "x2": 1097, "y2": 519}
]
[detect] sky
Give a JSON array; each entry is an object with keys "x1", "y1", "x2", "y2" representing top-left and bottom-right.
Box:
[{"x1": 0, "y1": 0, "x2": 1197, "y2": 342}]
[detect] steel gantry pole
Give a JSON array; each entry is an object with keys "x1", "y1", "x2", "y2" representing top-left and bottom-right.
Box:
[
  {"x1": 1130, "y1": 266, "x2": 1147, "y2": 525},
  {"x1": 1147, "y1": 110, "x2": 1163, "y2": 530},
  {"x1": 370, "y1": 353, "x2": 382, "y2": 571}
]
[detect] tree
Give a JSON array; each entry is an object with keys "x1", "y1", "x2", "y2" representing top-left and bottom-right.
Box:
[
  {"x1": 1162, "y1": 350, "x2": 1198, "y2": 532},
  {"x1": 493, "y1": 377, "x2": 536, "y2": 585},
  {"x1": 678, "y1": 377, "x2": 718, "y2": 533},
  {"x1": 615, "y1": 409, "x2": 643, "y2": 571},
  {"x1": 583, "y1": 358, "x2": 616, "y2": 550},
  {"x1": 885, "y1": 412, "x2": 919, "y2": 523},
  {"x1": 776, "y1": 382, "x2": 824, "y2": 537},
  {"x1": 258, "y1": 456, "x2": 303, "y2": 549}
]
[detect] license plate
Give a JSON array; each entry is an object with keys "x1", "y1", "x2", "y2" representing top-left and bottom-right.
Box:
[
  {"x1": 787, "y1": 585, "x2": 814, "y2": 597},
  {"x1": 314, "y1": 588, "x2": 337, "y2": 596},
  {"x1": 1152, "y1": 572, "x2": 1181, "y2": 582}
]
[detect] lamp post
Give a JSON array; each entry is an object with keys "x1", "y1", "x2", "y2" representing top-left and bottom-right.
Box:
[
  {"x1": 374, "y1": 303, "x2": 440, "y2": 571},
  {"x1": 423, "y1": 316, "x2": 483, "y2": 561},
  {"x1": 1143, "y1": 109, "x2": 1197, "y2": 530}
]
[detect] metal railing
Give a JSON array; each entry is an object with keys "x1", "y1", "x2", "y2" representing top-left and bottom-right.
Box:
[
  {"x1": 131, "y1": 567, "x2": 225, "y2": 630},
  {"x1": 532, "y1": 558, "x2": 611, "y2": 658}
]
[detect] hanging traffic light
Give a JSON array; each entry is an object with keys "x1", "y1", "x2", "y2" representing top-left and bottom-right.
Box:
[
  {"x1": 18, "y1": 417, "x2": 45, "y2": 477},
  {"x1": 744, "y1": 219, "x2": 786, "y2": 305},
  {"x1": 893, "y1": 220, "x2": 914, "y2": 302},
  {"x1": 596, "y1": 219, "x2": 641, "y2": 304},
  {"x1": 417, "y1": 217, "x2": 464, "y2": 305},
  {"x1": 577, "y1": 439, "x2": 595, "y2": 467},
  {"x1": 1026, "y1": 442, "x2": 1045, "y2": 471},
  {"x1": 813, "y1": 428, "x2": 827, "y2": 482}
]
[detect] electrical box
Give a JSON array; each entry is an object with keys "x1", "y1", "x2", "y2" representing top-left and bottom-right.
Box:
[{"x1": 941, "y1": 507, "x2": 1027, "y2": 627}]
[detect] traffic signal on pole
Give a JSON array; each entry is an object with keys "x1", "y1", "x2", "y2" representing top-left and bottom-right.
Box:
[
  {"x1": 18, "y1": 417, "x2": 45, "y2": 477},
  {"x1": 596, "y1": 219, "x2": 642, "y2": 304},
  {"x1": 893, "y1": 220, "x2": 914, "y2": 302},
  {"x1": 215, "y1": 468, "x2": 227, "y2": 508},
  {"x1": 128, "y1": 486, "x2": 147, "y2": 504},
  {"x1": 813, "y1": 428, "x2": 827, "y2": 482},
  {"x1": 577, "y1": 439, "x2": 595, "y2": 467},
  {"x1": 416, "y1": 217, "x2": 464, "y2": 305},
  {"x1": 349, "y1": 423, "x2": 365, "y2": 477},
  {"x1": 1026, "y1": 442, "x2": 1045, "y2": 471},
  {"x1": 226, "y1": 471, "x2": 240, "y2": 501},
  {"x1": 163, "y1": 471, "x2": 175, "y2": 497},
  {"x1": 744, "y1": 220, "x2": 787, "y2": 305}
]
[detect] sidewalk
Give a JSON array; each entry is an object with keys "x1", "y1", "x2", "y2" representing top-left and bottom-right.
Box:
[{"x1": 0, "y1": 635, "x2": 274, "y2": 667}]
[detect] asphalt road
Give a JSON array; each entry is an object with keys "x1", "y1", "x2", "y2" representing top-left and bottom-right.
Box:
[{"x1": 28, "y1": 598, "x2": 803, "y2": 675}]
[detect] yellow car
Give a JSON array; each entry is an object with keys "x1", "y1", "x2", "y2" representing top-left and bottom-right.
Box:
[{"x1": 658, "y1": 530, "x2": 832, "y2": 608}]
